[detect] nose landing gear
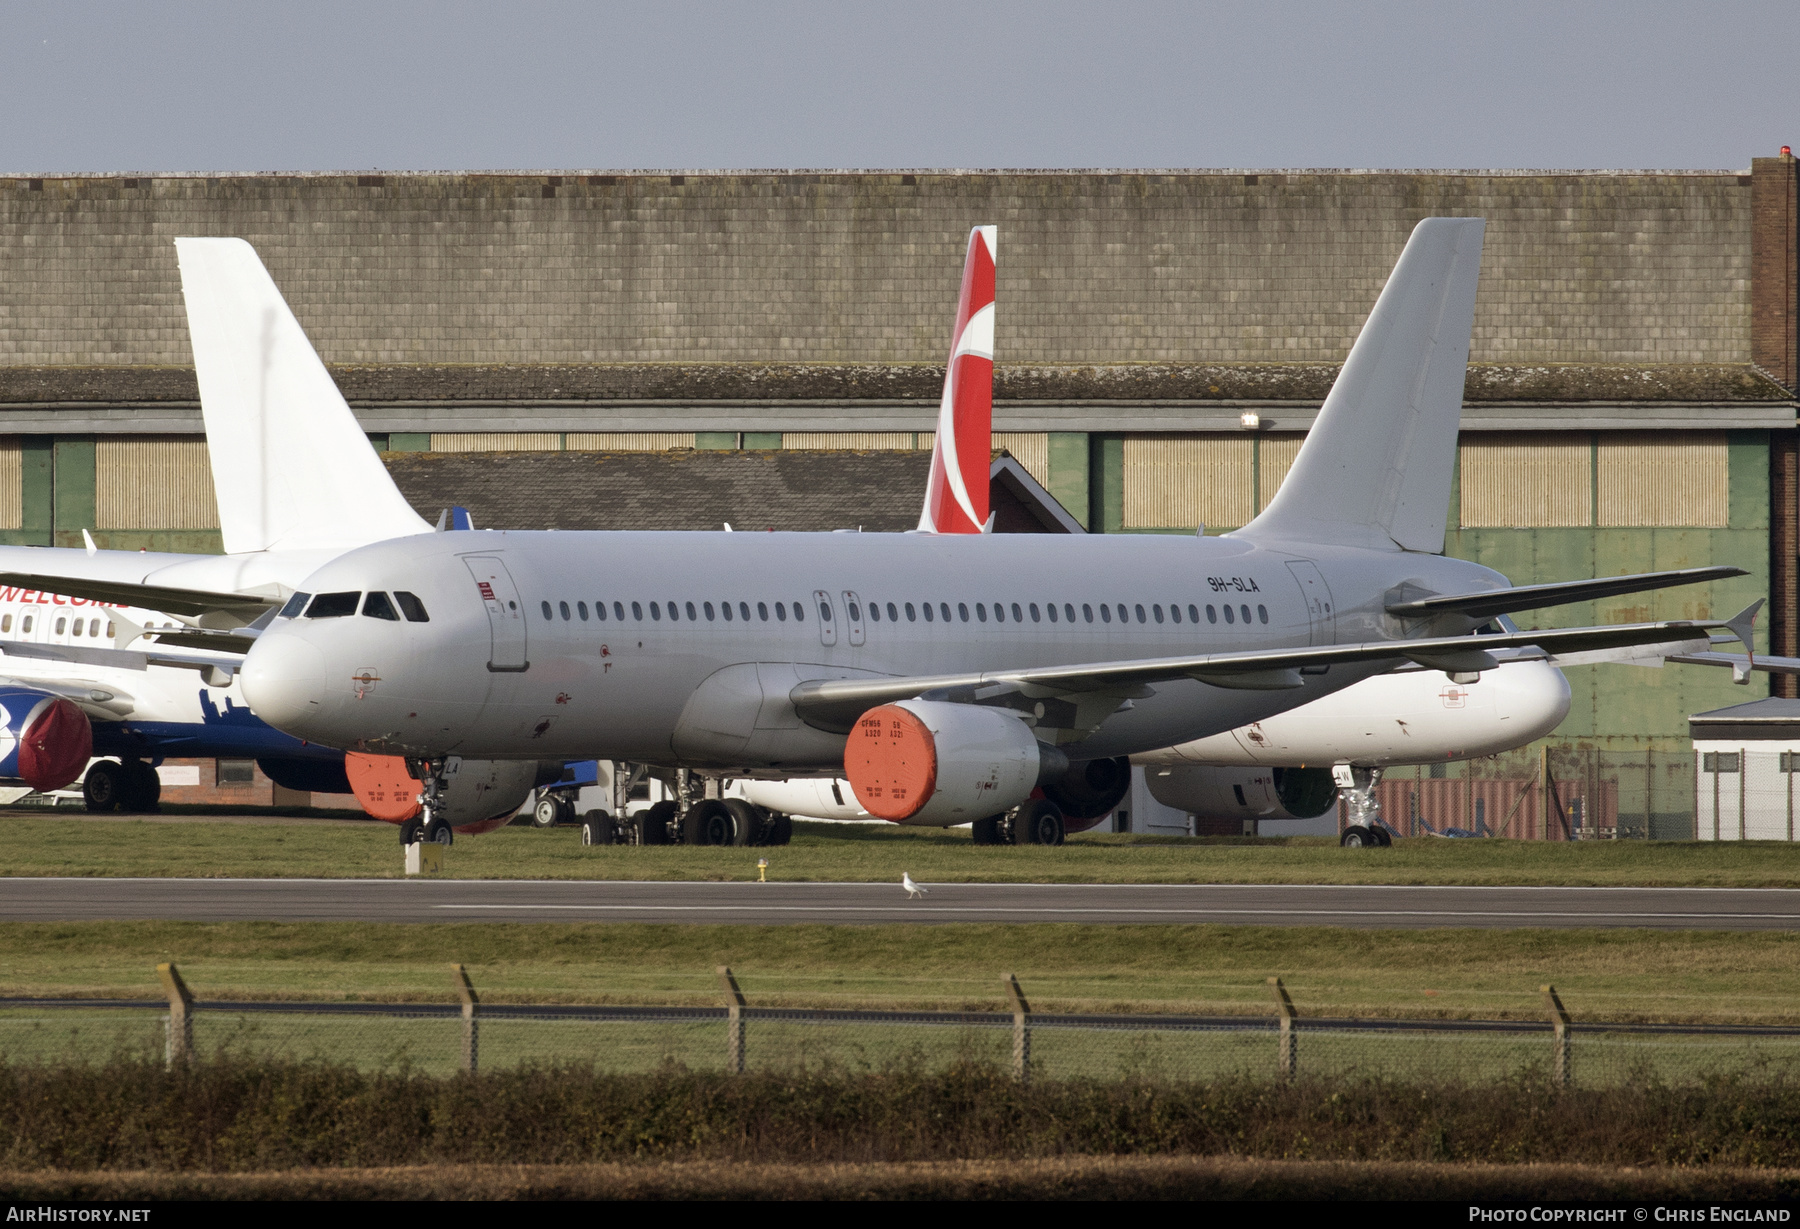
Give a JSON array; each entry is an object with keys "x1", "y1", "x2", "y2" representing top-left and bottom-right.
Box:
[
  {"x1": 398, "y1": 757, "x2": 454, "y2": 847},
  {"x1": 1334, "y1": 765, "x2": 1393, "y2": 848}
]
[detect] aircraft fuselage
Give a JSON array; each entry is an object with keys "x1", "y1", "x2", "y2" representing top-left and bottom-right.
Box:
[{"x1": 242, "y1": 528, "x2": 1512, "y2": 772}]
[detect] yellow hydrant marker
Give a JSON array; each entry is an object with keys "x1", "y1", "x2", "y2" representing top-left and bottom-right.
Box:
[{"x1": 757, "y1": 858, "x2": 768, "y2": 883}]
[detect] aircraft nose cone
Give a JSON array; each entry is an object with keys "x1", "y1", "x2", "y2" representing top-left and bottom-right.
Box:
[{"x1": 240, "y1": 632, "x2": 328, "y2": 736}]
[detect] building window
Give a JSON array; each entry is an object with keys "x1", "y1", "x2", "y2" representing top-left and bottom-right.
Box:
[
  {"x1": 216, "y1": 759, "x2": 255, "y2": 786},
  {"x1": 1703, "y1": 752, "x2": 1741, "y2": 773}
]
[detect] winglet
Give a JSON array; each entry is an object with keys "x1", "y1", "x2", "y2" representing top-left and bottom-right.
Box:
[
  {"x1": 81, "y1": 529, "x2": 96, "y2": 558},
  {"x1": 435, "y1": 508, "x2": 449, "y2": 532},
  {"x1": 918, "y1": 226, "x2": 997, "y2": 534},
  {"x1": 1726, "y1": 598, "x2": 1763, "y2": 683}
]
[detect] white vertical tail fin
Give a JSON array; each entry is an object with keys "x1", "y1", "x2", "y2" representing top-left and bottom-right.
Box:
[
  {"x1": 1242, "y1": 217, "x2": 1485, "y2": 554},
  {"x1": 175, "y1": 238, "x2": 433, "y2": 555},
  {"x1": 918, "y1": 226, "x2": 997, "y2": 533}
]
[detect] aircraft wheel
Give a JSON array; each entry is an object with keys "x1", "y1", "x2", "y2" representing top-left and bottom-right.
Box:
[
  {"x1": 1371, "y1": 825, "x2": 1393, "y2": 848},
  {"x1": 683, "y1": 799, "x2": 735, "y2": 846},
  {"x1": 1340, "y1": 826, "x2": 1373, "y2": 848},
  {"x1": 120, "y1": 761, "x2": 161, "y2": 813},
  {"x1": 82, "y1": 760, "x2": 123, "y2": 812},
  {"x1": 423, "y1": 817, "x2": 454, "y2": 846},
  {"x1": 580, "y1": 809, "x2": 615, "y2": 846},
  {"x1": 638, "y1": 800, "x2": 676, "y2": 845},
  {"x1": 398, "y1": 816, "x2": 423, "y2": 846},
  {"x1": 970, "y1": 815, "x2": 1003, "y2": 845},
  {"x1": 722, "y1": 798, "x2": 761, "y2": 846},
  {"x1": 1012, "y1": 799, "x2": 1066, "y2": 846},
  {"x1": 532, "y1": 795, "x2": 564, "y2": 828},
  {"x1": 768, "y1": 810, "x2": 793, "y2": 846}
]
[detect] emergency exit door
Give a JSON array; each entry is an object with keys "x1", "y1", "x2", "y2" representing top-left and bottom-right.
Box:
[{"x1": 463, "y1": 555, "x2": 529, "y2": 671}]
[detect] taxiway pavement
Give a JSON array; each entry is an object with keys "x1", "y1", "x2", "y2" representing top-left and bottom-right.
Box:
[{"x1": 3, "y1": 878, "x2": 1798, "y2": 929}]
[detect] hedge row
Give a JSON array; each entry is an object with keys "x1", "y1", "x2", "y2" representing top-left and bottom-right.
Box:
[{"x1": 4, "y1": 1059, "x2": 1800, "y2": 1172}]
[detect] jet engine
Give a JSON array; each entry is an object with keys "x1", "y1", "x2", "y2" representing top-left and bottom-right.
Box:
[
  {"x1": 0, "y1": 687, "x2": 92, "y2": 793},
  {"x1": 1040, "y1": 756, "x2": 1131, "y2": 833},
  {"x1": 1143, "y1": 764, "x2": 1338, "y2": 821},
  {"x1": 845, "y1": 700, "x2": 1060, "y2": 826},
  {"x1": 343, "y1": 753, "x2": 556, "y2": 834}
]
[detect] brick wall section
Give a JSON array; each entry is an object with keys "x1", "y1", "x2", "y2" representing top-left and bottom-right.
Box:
[
  {"x1": 1753, "y1": 155, "x2": 1800, "y2": 390},
  {"x1": 0, "y1": 171, "x2": 1753, "y2": 369}
]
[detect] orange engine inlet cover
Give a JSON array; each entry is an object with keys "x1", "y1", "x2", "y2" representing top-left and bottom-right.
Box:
[
  {"x1": 845, "y1": 704, "x2": 938, "y2": 821},
  {"x1": 344, "y1": 752, "x2": 423, "y2": 822}
]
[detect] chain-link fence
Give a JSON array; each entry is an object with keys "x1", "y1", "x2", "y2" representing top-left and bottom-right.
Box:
[{"x1": 4, "y1": 966, "x2": 1799, "y2": 1089}]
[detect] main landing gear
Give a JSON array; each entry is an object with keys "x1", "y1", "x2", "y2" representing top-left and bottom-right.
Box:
[
  {"x1": 82, "y1": 759, "x2": 161, "y2": 814},
  {"x1": 971, "y1": 798, "x2": 1067, "y2": 846},
  {"x1": 578, "y1": 762, "x2": 793, "y2": 849},
  {"x1": 1334, "y1": 765, "x2": 1393, "y2": 848}
]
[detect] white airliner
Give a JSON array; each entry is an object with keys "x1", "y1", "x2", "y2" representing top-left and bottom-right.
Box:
[
  {"x1": 734, "y1": 227, "x2": 1765, "y2": 847},
  {"x1": 215, "y1": 217, "x2": 1764, "y2": 847}
]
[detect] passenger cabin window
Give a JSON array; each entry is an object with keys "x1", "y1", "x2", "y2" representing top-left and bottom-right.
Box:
[
  {"x1": 21, "y1": 616, "x2": 32, "y2": 634},
  {"x1": 363, "y1": 592, "x2": 400, "y2": 621},
  {"x1": 541, "y1": 601, "x2": 553, "y2": 620},
  {"x1": 306, "y1": 592, "x2": 361, "y2": 619},
  {"x1": 69, "y1": 618, "x2": 81, "y2": 637},
  {"x1": 577, "y1": 601, "x2": 588, "y2": 621},
  {"x1": 3, "y1": 615, "x2": 14, "y2": 633},
  {"x1": 54, "y1": 618, "x2": 65, "y2": 635},
  {"x1": 395, "y1": 592, "x2": 430, "y2": 622},
  {"x1": 279, "y1": 592, "x2": 311, "y2": 618},
  {"x1": 560, "y1": 601, "x2": 572, "y2": 621}
]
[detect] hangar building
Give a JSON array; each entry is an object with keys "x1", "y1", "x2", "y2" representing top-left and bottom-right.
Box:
[{"x1": 4, "y1": 160, "x2": 1799, "y2": 836}]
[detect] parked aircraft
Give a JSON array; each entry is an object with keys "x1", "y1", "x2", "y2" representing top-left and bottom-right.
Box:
[
  {"x1": 0, "y1": 240, "x2": 564, "y2": 826},
  {"x1": 735, "y1": 227, "x2": 1771, "y2": 847},
  {"x1": 225, "y1": 218, "x2": 1760, "y2": 847}
]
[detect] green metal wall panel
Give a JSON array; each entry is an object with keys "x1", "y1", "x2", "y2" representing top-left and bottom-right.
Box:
[
  {"x1": 1047, "y1": 432, "x2": 1090, "y2": 529},
  {"x1": 742, "y1": 432, "x2": 783, "y2": 450},
  {"x1": 51, "y1": 437, "x2": 95, "y2": 549},
  {"x1": 695, "y1": 432, "x2": 738, "y2": 451},
  {"x1": 389, "y1": 433, "x2": 430, "y2": 452}
]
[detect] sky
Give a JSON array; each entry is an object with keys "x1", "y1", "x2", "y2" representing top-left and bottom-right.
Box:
[{"x1": 4, "y1": 1, "x2": 1797, "y2": 174}]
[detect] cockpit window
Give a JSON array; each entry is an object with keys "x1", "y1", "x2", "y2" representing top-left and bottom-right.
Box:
[
  {"x1": 362, "y1": 592, "x2": 400, "y2": 621},
  {"x1": 279, "y1": 592, "x2": 310, "y2": 619},
  {"x1": 306, "y1": 592, "x2": 361, "y2": 619},
  {"x1": 395, "y1": 591, "x2": 430, "y2": 622}
]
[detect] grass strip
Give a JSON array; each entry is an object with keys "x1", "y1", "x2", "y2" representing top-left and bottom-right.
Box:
[
  {"x1": 6, "y1": 1060, "x2": 1800, "y2": 1172},
  {"x1": 4, "y1": 1158, "x2": 1798, "y2": 1201},
  {"x1": 5, "y1": 920, "x2": 1799, "y2": 1024},
  {"x1": 10, "y1": 814, "x2": 1800, "y2": 885}
]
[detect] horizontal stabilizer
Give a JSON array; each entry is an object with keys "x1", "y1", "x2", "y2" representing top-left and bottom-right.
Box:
[{"x1": 1386, "y1": 566, "x2": 1749, "y2": 621}]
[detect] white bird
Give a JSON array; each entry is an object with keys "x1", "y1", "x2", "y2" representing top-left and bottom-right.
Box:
[{"x1": 902, "y1": 872, "x2": 928, "y2": 899}]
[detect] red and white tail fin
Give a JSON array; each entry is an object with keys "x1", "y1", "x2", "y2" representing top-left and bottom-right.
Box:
[{"x1": 917, "y1": 226, "x2": 996, "y2": 534}]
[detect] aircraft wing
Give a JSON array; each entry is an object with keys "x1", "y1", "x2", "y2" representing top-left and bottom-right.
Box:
[
  {"x1": 1384, "y1": 566, "x2": 1746, "y2": 621},
  {"x1": 790, "y1": 609, "x2": 1757, "y2": 734},
  {"x1": 0, "y1": 572, "x2": 278, "y2": 621}
]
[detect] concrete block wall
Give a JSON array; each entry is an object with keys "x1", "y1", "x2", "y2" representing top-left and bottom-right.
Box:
[{"x1": 0, "y1": 170, "x2": 1754, "y2": 368}]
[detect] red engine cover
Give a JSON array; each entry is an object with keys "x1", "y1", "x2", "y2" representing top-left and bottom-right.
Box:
[
  {"x1": 344, "y1": 752, "x2": 423, "y2": 822},
  {"x1": 19, "y1": 697, "x2": 93, "y2": 793}
]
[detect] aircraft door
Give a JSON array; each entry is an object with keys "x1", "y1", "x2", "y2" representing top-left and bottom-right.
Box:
[
  {"x1": 1285, "y1": 560, "x2": 1336, "y2": 646},
  {"x1": 841, "y1": 591, "x2": 866, "y2": 647},
  {"x1": 463, "y1": 555, "x2": 529, "y2": 671},
  {"x1": 813, "y1": 590, "x2": 838, "y2": 647}
]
